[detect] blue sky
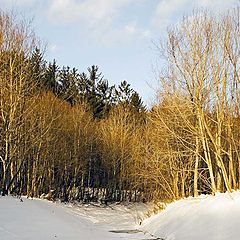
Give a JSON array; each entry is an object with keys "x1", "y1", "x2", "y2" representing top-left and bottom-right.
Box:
[{"x1": 1, "y1": 0, "x2": 238, "y2": 105}]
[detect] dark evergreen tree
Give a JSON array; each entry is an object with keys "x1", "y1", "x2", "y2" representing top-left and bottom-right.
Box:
[
  {"x1": 42, "y1": 59, "x2": 60, "y2": 95},
  {"x1": 114, "y1": 80, "x2": 146, "y2": 115},
  {"x1": 58, "y1": 66, "x2": 79, "y2": 106},
  {"x1": 29, "y1": 48, "x2": 45, "y2": 88},
  {"x1": 129, "y1": 91, "x2": 146, "y2": 114},
  {"x1": 78, "y1": 65, "x2": 114, "y2": 118},
  {"x1": 114, "y1": 80, "x2": 132, "y2": 103}
]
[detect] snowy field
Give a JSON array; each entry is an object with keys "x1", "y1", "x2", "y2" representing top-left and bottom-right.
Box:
[
  {"x1": 0, "y1": 196, "x2": 155, "y2": 240},
  {"x1": 142, "y1": 191, "x2": 240, "y2": 240},
  {"x1": 1, "y1": 192, "x2": 240, "y2": 240}
]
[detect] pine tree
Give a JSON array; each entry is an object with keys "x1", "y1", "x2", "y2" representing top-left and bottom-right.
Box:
[
  {"x1": 29, "y1": 48, "x2": 45, "y2": 91},
  {"x1": 78, "y1": 65, "x2": 113, "y2": 118},
  {"x1": 114, "y1": 80, "x2": 146, "y2": 116},
  {"x1": 58, "y1": 66, "x2": 79, "y2": 105},
  {"x1": 42, "y1": 60, "x2": 60, "y2": 94}
]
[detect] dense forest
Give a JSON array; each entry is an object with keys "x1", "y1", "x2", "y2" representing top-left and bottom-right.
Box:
[{"x1": 1, "y1": 9, "x2": 240, "y2": 203}]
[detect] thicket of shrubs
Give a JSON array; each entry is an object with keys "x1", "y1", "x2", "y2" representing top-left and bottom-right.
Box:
[{"x1": 1, "y1": 9, "x2": 240, "y2": 203}]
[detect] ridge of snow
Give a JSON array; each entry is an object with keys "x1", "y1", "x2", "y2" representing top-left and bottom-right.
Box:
[{"x1": 141, "y1": 191, "x2": 240, "y2": 240}]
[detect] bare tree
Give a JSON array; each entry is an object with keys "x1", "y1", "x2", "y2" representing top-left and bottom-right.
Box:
[
  {"x1": 0, "y1": 11, "x2": 39, "y2": 195},
  {"x1": 155, "y1": 9, "x2": 240, "y2": 195}
]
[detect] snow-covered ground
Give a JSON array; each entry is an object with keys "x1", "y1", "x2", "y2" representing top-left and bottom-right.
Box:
[
  {"x1": 141, "y1": 191, "x2": 240, "y2": 240},
  {"x1": 1, "y1": 192, "x2": 240, "y2": 240},
  {"x1": 0, "y1": 196, "x2": 155, "y2": 240}
]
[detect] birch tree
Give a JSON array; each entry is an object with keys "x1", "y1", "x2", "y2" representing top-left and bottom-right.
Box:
[
  {"x1": 0, "y1": 11, "x2": 39, "y2": 195},
  {"x1": 156, "y1": 9, "x2": 240, "y2": 195}
]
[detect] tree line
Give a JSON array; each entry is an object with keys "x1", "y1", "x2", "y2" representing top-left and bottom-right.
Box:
[{"x1": 1, "y1": 9, "x2": 240, "y2": 203}]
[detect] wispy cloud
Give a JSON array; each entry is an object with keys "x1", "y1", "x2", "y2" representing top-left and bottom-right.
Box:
[
  {"x1": 199, "y1": 0, "x2": 237, "y2": 8},
  {"x1": 152, "y1": 0, "x2": 238, "y2": 29},
  {"x1": 97, "y1": 22, "x2": 151, "y2": 45},
  {"x1": 47, "y1": 0, "x2": 150, "y2": 45},
  {"x1": 47, "y1": 0, "x2": 134, "y2": 27},
  {"x1": 2, "y1": 0, "x2": 36, "y2": 7},
  {"x1": 153, "y1": 0, "x2": 189, "y2": 26},
  {"x1": 49, "y1": 43, "x2": 58, "y2": 53}
]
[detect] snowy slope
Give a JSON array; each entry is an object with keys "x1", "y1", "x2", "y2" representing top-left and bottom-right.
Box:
[
  {"x1": 141, "y1": 191, "x2": 240, "y2": 240},
  {"x1": 0, "y1": 196, "x2": 154, "y2": 240}
]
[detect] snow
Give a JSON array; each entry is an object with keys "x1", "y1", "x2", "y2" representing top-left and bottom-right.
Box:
[
  {"x1": 2, "y1": 192, "x2": 240, "y2": 240},
  {"x1": 0, "y1": 196, "x2": 154, "y2": 240},
  {"x1": 141, "y1": 191, "x2": 240, "y2": 240}
]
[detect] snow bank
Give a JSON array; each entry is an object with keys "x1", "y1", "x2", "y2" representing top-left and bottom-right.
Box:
[{"x1": 141, "y1": 191, "x2": 240, "y2": 240}]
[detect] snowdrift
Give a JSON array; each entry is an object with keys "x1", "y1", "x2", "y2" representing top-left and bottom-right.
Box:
[{"x1": 141, "y1": 191, "x2": 240, "y2": 240}]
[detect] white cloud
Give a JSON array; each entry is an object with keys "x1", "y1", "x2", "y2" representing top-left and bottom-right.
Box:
[
  {"x1": 199, "y1": 0, "x2": 236, "y2": 8},
  {"x1": 49, "y1": 43, "x2": 58, "y2": 53},
  {"x1": 97, "y1": 22, "x2": 151, "y2": 45},
  {"x1": 153, "y1": 0, "x2": 189, "y2": 26},
  {"x1": 47, "y1": 0, "x2": 150, "y2": 45},
  {"x1": 2, "y1": 0, "x2": 36, "y2": 7},
  {"x1": 47, "y1": 0, "x2": 135, "y2": 26},
  {"x1": 123, "y1": 23, "x2": 151, "y2": 39},
  {"x1": 153, "y1": 0, "x2": 238, "y2": 28}
]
